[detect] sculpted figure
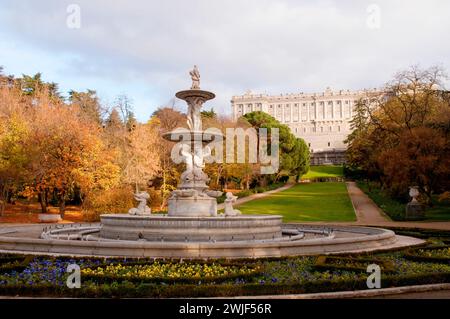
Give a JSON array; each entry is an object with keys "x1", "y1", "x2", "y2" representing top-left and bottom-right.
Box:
[
  {"x1": 224, "y1": 192, "x2": 241, "y2": 217},
  {"x1": 189, "y1": 65, "x2": 200, "y2": 89},
  {"x1": 128, "y1": 191, "x2": 151, "y2": 215}
]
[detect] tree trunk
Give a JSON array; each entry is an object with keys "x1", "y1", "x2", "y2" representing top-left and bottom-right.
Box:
[
  {"x1": 59, "y1": 192, "x2": 66, "y2": 219},
  {"x1": 38, "y1": 191, "x2": 48, "y2": 213}
]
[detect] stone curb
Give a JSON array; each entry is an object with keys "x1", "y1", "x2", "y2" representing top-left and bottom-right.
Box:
[{"x1": 227, "y1": 283, "x2": 450, "y2": 299}]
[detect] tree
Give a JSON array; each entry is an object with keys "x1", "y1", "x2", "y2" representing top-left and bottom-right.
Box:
[
  {"x1": 151, "y1": 107, "x2": 185, "y2": 208},
  {"x1": 24, "y1": 92, "x2": 113, "y2": 217},
  {"x1": 346, "y1": 65, "x2": 450, "y2": 205},
  {"x1": 242, "y1": 111, "x2": 310, "y2": 182},
  {"x1": 122, "y1": 120, "x2": 161, "y2": 191},
  {"x1": 0, "y1": 112, "x2": 30, "y2": 215},
  {"x1": 69, "y1": 89, "x2": 103, "y2": 125},
  {"x1": 115, "y1": 94, "x2": 136, "y2": 131}
]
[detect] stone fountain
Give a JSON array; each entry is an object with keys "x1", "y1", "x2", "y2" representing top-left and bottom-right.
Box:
[{"x1": 99, "y1": 66, "x2": 283, "y2": 242}]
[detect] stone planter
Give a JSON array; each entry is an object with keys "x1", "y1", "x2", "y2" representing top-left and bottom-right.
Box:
[{"x1": 38, "y1": 214, "x2": 62, "y2": 223}]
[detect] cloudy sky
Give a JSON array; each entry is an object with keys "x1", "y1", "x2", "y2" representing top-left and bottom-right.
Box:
[{"x1": 0, "y1": 0, "x2": 449, "y2": 121}]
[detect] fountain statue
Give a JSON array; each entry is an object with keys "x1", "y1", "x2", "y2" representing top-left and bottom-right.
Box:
[
  {"x1": 224, "y1": 192, "x2": 242, "y2": 217},
  {"x1": 128, "y1": 191, "x2": 151, "y2": 216}
]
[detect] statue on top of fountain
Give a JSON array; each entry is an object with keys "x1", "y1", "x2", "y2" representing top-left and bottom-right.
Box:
[
  {"x1": 186, "y1": 65, "x2": 203, "y2": 131},
  {"x1": 189, "y1": 65, "x2": 200, "y2": 90}
]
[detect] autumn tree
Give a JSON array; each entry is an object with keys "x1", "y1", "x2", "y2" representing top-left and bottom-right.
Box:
[
  {"x1": 122, "y1": 120, "x2": 161, "y2": 192},
  {"x1": 0, "y1": 86, "x2": 30, "y2": 215},
  {"x1": 151, "y1": 107, "x2": 185, "y2": 208},
  {"x1": 346, "y1": 66, "x2": 450, "y2": 204},
  {"x1": 69, "y1": 89, "x2": 104, "y2": 125}
]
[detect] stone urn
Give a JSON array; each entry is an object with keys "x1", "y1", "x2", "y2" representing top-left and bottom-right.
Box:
[
  {"x1": 405, "y1": 186, "x2": 425, "y2": 220},
  {"x1": 409, "y1": 186, "x2": 420, "y2": 203}
]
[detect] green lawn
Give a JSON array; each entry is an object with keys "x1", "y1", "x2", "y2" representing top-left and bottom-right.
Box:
[
  {"x1": 237, "y1": 182, "x2": 356, "y2": 222},
  {"x1": 301, "y1": 165, "x2": 344, "y2": 180}
]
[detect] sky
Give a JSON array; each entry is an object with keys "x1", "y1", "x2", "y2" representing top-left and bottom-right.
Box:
[{"x1": 0, "y1": 0, "x2": 449, "y2": 121}]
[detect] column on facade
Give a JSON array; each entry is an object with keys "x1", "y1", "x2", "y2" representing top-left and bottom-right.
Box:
[
  {"x1": 290, "y1": 104, "x2": 294, "y2": 123},
  {"x1": 331, "y1": 101, "x2": 334, "y2": 119},
  {"x1": 314, "y1": 101, "x2": 318, "y2": 120}
]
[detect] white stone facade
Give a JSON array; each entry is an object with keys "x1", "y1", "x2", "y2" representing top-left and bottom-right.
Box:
[{"x1": 231, "y1": 87, "x2": 380, "y2": 153}]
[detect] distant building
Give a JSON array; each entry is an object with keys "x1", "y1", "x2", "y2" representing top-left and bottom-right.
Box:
[{"x1": 231, "y1": 87, "x2": 381, "y2": 165}]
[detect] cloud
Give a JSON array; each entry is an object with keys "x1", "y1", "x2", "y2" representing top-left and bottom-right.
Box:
[{"x1": 0, "y1": 0, "x2": 449, "y2": 120}]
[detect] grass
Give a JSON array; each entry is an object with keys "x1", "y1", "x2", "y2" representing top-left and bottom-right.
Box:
[
  {"x1": 357, "y1": 181, "x2": 450, "y2": 221},
  {"x1": 236, "y1": 182, "x2": 356, "y2": 222},
  {"x1": 301, "y1": 165, "x2": 344, "y2": 180}
]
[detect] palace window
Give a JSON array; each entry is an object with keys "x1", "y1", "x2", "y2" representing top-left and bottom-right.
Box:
[
  {"x1": 338, "y1": 126, "x2": 341, "y2": 132},
  {"x1": 328, "y1": 142, "x2": 331, "y2": 147},
  {"x1": 328, "y1": 101, "x2": 332, "y2": 105},
  {"x1": 329, "y1": 126, "x2": 332, "y2": 132},
  {"x1": 320, "y1": 127, "x2": 323, "y2": 132}
]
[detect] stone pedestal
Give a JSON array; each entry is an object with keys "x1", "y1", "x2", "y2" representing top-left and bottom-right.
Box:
[
  {"x1": 405, "y1": 202, "x2": 425, "y2": 220},
  {"x1": 99, "y1": 214, "x2": 283, "y2": 242},
  {"x1": 168, "y1": 195, "x2": 217, "y2": 217}
]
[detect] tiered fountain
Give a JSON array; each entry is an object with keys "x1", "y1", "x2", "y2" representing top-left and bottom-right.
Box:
[{"x1": 99, "y1": 66, "x2": 283, "y2": 242}]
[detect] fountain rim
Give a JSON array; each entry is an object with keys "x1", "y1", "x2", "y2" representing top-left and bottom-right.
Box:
[
  {"x1": 175, "y1": 89, "x2": 215, "y2": 101},
  {"x1": 162, "y1": 128, "x2": 225, "y2": 142}
]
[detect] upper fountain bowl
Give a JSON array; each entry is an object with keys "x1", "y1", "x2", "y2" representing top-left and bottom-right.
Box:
[
  {"x1": 175, "y1": 89, "x2": 215, "y2": 102},
  {"x1": 162, "y1": 128, "x2": 224, "y2": 143}
]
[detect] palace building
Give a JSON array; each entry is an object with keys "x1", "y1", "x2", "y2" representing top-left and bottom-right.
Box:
[{"x1": 231, "y1": 87, "x2": 381, "y2": 165}]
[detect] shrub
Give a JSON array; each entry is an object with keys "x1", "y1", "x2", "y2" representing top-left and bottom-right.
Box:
[{"x1": 236, "y1": 190, "x2": 254, "y2": 198}]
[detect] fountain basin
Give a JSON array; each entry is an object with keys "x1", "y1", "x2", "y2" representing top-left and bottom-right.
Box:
[{"x1": 99, "y1": 214, "x2": 283, "y2": 242}]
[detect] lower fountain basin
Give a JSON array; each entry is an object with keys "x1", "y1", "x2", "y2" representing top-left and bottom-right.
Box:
[{"x1": 99, "y1": 214, "x2": 282, "y2": 242}]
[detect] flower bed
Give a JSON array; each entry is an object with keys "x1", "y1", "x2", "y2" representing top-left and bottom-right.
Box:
[
  {"x1": 81, "y1": 262, "x2": 261, "y2": 284},
  {"x1": 313, "y1": 256, "x2": 396, "y2": 273},
  {"x1": 403, "y1": 246, "x2": 450, "y2": 263}
]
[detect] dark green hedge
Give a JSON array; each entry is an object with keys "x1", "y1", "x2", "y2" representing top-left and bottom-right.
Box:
[
  {"x1": 82, "y1": 269, "x2": 262, "y2": 285},
  {"x1": 2, "y1": 271, "x2": 450, "y2": 298}
]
